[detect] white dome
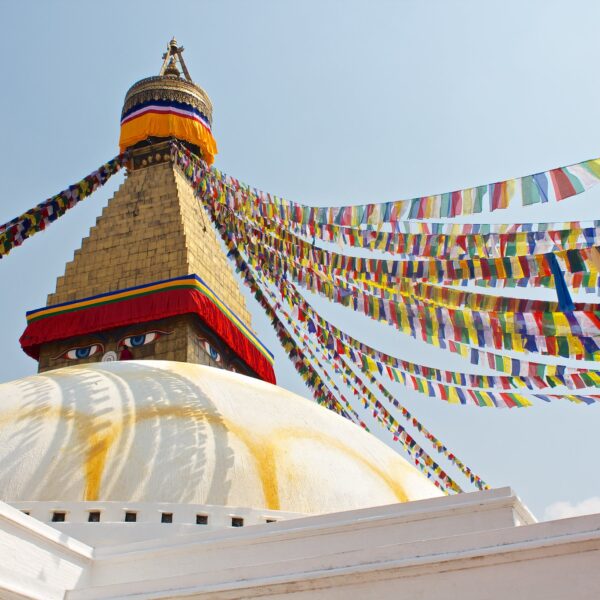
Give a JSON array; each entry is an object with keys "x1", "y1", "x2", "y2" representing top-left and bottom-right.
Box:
[{"x1": 0, "y1": 361, "x2": 442, "y2": 514}]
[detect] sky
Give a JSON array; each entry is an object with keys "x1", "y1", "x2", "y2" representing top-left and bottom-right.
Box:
[{"x1": 1, "y1": 0, "x2": 599, "y2": 520}]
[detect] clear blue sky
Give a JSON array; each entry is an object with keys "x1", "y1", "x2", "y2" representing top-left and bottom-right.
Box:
[{"x1": 1, "y1": 0, "x2": 599, "y2": 519}]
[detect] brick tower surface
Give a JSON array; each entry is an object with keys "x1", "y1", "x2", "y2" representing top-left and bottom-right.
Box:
[
  {"x1": 37, "y1": 151, "x2": 254, "y2": 373},
  {"x1": 47, "y1": 158, "x2": 249, "y2": 321}
]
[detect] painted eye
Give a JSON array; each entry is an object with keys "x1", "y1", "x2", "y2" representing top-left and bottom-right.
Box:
[
  {"x1": 63, "y1": 344, "x2": 103, "y2": 360},
  {"x1": 202, "y1": 340, "x2": 221, "y2": 363},
  {"x1": 120, "y1": 331, "x2": 161, "y2": 348}
]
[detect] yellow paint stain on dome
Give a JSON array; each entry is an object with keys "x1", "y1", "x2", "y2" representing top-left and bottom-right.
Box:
[
  {"x1": 83, "y1": 429, "x2": 117, "y2": 501},
  {"x1": 0, "y1": 395, "x2": 413, "y2": 508},
  {"x1": 133, "y1": 406, "x2": 281, "y2": 510},
  {"x1": 271, "y1": 427, "x2": 410, "y2": 503},
  {"x1": 0, "y1": 403, "x2": 279, "y2": 508},
  {"x1": 25, "y1": 407, "x2": 119, "y2": 502},
  {"x1": 0, "y1": 405, "x2": 121, "y2": 502},
  {"x1": 225, "y1": 423, "x2": 280, "y2": 510}
]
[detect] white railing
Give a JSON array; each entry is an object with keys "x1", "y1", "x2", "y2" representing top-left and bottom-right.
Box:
[{"x1": 9, "y1": 501, "x2": 304, "y2": 529}]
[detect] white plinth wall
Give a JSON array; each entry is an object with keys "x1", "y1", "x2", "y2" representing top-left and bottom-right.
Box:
[{"x1": 0, "y1": 487, "x2": 599, "y2": 599}]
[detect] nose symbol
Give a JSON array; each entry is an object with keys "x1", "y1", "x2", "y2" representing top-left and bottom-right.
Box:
[{"x1": 101, "y1": 351, "x2": 118, "y2": 362}]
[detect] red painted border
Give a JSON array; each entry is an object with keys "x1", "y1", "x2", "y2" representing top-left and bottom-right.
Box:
[{"x1": 20, "y1": 288, "x2": 276, "y2": 384}]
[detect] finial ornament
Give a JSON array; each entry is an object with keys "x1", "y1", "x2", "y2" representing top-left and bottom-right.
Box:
[
  {"x1": 120, "y1": 40, "x2": 216, "y2": 163},
  {"x1": 159, "y1": 37, "x2": 193, "y2": 82},
  {"x1": 164, "y1": 57, "x2": 180, "y2": 77}
]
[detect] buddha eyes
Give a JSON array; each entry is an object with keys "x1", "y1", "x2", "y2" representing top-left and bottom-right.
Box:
[
  {"x1": 63, "y1": 344, "x2": 103, "y2": 360},
  {"x1": 201, "y1": 339, "x2": 221, "y2": 362},
  {"x1": 56, "y1": 330, "x2": 167, "y2": 361},
  {"x1": 120, "y1": 331, "x2": 163, "y2": 348}
]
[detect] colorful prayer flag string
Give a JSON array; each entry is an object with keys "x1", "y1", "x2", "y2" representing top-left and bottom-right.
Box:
[
  {"x1": 208, "y1": 155, "x2": 600, "y2": 226},
  {"x1": 208, "y1": 209, "x2": 600, "y2": 359},
  {"x1": 0, "y1": 155, "x2": 128, "y2": 258}
]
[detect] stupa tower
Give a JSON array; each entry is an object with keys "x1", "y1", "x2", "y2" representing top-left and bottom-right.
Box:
[{"x1": 20, "y1": 39, "x2": 274, "y2": 383}]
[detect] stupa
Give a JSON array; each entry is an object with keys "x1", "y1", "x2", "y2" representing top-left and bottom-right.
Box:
[
  {"x1": 0, "y1": 40, "x2": 598, "y2": 600},
  {"x1": 0, "y1": 37, "x2": 440, "y2": 523}
]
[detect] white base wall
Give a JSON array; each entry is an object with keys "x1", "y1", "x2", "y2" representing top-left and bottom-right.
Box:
[{"x1": 0, "y1": 488, "x2": 598, "y2": 599}]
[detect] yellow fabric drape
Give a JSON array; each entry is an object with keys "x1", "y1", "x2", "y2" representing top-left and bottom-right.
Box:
[{"x1": 120, "y1": 112, "x2": 218, "y2": 165}]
